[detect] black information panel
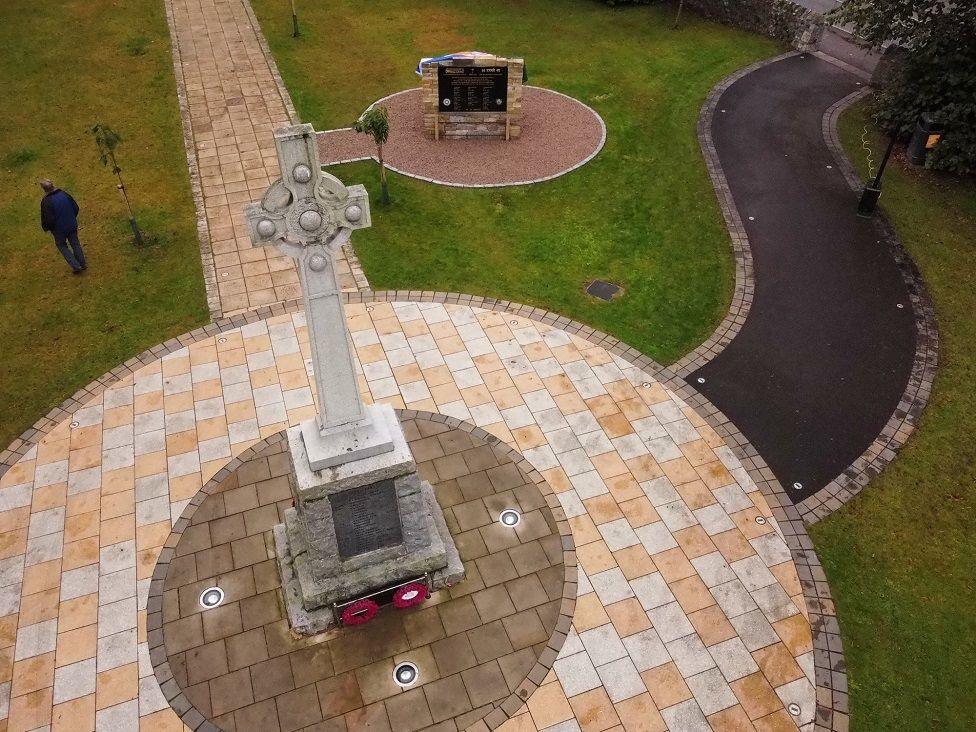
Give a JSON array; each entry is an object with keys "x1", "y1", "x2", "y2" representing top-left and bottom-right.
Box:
[
  {"x1": 438, "y1": 65, "x2": 508, "y2": 113},
  {"x1": 329, "y1": 480, "x2": 403, "y2": 558}
]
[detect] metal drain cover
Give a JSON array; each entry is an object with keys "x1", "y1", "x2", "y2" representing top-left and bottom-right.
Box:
[{"x1": 586, "y1": 279, "x2": 622, "y2": 301}]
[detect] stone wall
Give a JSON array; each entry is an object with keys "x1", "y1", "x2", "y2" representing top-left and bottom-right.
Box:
[
  {"x1": 421, "y1": 55, "x2": 524, "y2": 140},
  {"x1": 679, "y1": 0, "x2": 823, "y2": 47}
]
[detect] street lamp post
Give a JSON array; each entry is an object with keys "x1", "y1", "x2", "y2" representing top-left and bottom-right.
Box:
[
  {"x1": 857, "y1": 135, "x2": 897, "y2": 218},
  {"x1": 858, "y1": 115, "x2": 944, "y2": 218}
]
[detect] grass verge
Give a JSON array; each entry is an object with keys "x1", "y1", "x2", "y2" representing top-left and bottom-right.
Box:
[
  {"x1": 250, "y1": 0, "x2": 779, "y2": 364},
  {"x1": 811, "y1": 100, "x2": 976, "y2": 730},
  {"x1": 0, "y1": 0, "x2": 208, "y2": 449}
]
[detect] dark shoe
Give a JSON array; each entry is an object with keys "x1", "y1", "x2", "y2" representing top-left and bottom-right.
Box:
[
  {"x1": 81, "y1": 265, "x2": 88, "y2": 271},
  {"x1": 72, "y1": 269, "x2": 82, "y2": 275}
]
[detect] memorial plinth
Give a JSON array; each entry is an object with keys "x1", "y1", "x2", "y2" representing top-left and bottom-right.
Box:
[
  {"x1": 244, "y1": 123, "x2": 462, "y2": 634},
  {"x1": 421, "y1": 52, "x2": 524, "y2": 140},
  {"x1": 275, "y1": 404, "x2": 461, "y2": 634}
]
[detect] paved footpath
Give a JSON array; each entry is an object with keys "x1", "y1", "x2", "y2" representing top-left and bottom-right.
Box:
[
  {"x1": 165, "y1": 0, "x2": 363, "y2": 318},
  {"x1": 690, "y1": 54, "x2": 917, "y2": 503}
]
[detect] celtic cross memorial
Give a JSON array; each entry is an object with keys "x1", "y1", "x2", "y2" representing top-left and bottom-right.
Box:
[{"x1": 244, "y1": 124, "x2": 462, "y2": 634}]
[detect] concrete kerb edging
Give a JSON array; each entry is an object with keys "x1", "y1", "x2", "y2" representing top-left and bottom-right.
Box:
[
  {"x1": 316, "y1": 85, "x2": 608, "y2": 189},
  {"x1": 0, "y1": 290, "x2": 848, "y2": 731},
  {"x1": 163, "y1": 0, "x2": 222, "y2": 321},
  {"x1": 145, "y1": 411, "x2": 577, "y2": 732},
  {"x1": 240, "y1": 0, "x2": 300, "y2": 126},
  {"x1": 795, "y1": 90, "x2": 939, "y2": 524},
  {"x1": 670, "y1": 51, "x2": 798, "y2": 378},
  {"x1": 811, "y1": 50, "x2": 873, "y2": 84}
]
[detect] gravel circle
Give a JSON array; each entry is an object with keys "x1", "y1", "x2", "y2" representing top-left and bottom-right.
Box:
[{"x1": 317, "y1": 86, "x2": 606, "y2": 187}]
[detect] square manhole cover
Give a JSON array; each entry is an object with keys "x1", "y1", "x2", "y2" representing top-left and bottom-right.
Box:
[{"x1": 585, "y1": 279, "x2": 622, "y2": 301}]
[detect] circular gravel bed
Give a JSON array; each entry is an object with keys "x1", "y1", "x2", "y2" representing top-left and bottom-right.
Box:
[{"x1": 317, "y1": 86, "x2": 606, "y2": 187}]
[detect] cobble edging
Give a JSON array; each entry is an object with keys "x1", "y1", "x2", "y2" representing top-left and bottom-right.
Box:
[
  {"x1": 163, "y1": 0, "x2": 223, "y2": 320},
  {"x1": 240, "y1": 0, "x2": 299, "y2": 125},
  {"x1": 145, "y1": 412, "x2": 578, "y2": 732},
  {"x1": 670, "y1": 52, "x2": 797, "y2": 378},
  {"x1": 795, "y1": 90, "x2": 939, "y2": 524},
  {"x1": 0, "y1": 290, "x2": 847, "y2": 730}
]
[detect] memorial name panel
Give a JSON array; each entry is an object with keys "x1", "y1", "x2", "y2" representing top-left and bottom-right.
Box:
[
  {"x1": 438, "y1": 65, "x2": 508, "y2": 113},
  {"x1": 329, "y1": 480, "x2": 403, "y2": 557}
]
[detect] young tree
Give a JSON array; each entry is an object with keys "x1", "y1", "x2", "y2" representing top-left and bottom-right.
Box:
[
  {"x1": 290, "y1": 0, "x2": 300, "y2": 38},
  {"x1": 672, "y1": 0, "x2": 685, "y2": 29},
  {"x1": 831, "y1": 0, "x2": 976, "y2": 174},
  {"x1": 353, "y1": 107, "x2": 391, "y2": 205},
  {"x1": 90, "y1": 123, "x2": 145, "y2": 245}
]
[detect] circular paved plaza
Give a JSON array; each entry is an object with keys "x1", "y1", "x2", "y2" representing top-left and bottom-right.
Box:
[{"x1": 0, "y1": 300, "x2": 814, "y2": 731}]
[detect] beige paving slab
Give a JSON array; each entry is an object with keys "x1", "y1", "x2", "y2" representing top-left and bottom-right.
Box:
[{"x1": 0, "y1": 302, "x2": 814, "y2": 731}]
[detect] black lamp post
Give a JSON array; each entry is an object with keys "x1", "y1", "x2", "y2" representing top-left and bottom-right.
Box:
[
  {"x1": 857, "y1": 135, "x2": 896, "y2": 218},
  {"x1": 858, "y1": 115, "x2": 944, "y2": 218}
]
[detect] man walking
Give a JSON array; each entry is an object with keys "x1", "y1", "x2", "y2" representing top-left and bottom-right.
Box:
[{"x1": 40, "y1": 179, "x2": 87, "y2": 274}]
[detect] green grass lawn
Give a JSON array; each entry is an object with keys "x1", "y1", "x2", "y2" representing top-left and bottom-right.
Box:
[
  {"x1": 811, "y1": 102, "x2": 976, "y2": 730},
  {"x1": 251, "y1": 0, "x2": 779, "y2": 364},
  {"x1": 0, "y1": 0, "x2": 207, "y2": 448}
]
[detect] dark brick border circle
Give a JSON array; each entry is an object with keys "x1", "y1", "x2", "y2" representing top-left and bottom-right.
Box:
[{"x1": 146, "y1": 411, "x2": 577, "y2": 732}]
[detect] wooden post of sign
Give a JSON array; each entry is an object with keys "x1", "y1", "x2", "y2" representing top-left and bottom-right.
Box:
[
  {"x1": 434, "y1": 114, "x2": 439, "y2": 141},
  {"x1": 505, "y1": 114, "x2": 510, "y2": 141}
]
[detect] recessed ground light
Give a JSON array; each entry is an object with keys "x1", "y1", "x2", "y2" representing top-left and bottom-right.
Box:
[
  {"x1": 366, "y1": 306, "x2": 374, "y2": 312},
  {"x1": 788, "y1": 703, "x2": 801, "y2": 717},
  {"x1": 755, "y1": 516, "x2": 767, "y2": 525},
  {"x1": 696, "y1": 377, "x2": 705, "y2": 384},
  {"x1": 792, "y1": 482, "x2": 803, "y2": 490},
  {"x1": 896, "y1": 303, "x2": 904, "y2": 309},
  {"x1": 393, "y1": 661, "x2": 419, "y2": 687},
  {"x1": 70, "y1": 421, "x2": 79, "y2": 428},
  {"x1": 720, "y1": 109, "x2": 726, "y2": 113},
  {"x1": 511, "y1": 320, "x2": 519, "y2": 326},
  {"x1": 826, "y1": 165, "x2": 833, "y2": 169},
  {"x1": 499, "y1": 509, "x2": 522, "y2": 527},
  {"x1": 218, "y1": 337, "x2": 227, "y2": 344},
  {"x1": 641, "y1": 382, "x2": 651, "y2": 389},
  {"x1": 748, "y1": 216, "x2": 755, "y2": 221},
  {"x1": 199, "y1": 587, "x2": 224, "y2": 609}
]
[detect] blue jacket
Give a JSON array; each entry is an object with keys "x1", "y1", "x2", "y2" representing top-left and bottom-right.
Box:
[{"x1": 40, "y1": 189, "x2": 80, "y2": 235}]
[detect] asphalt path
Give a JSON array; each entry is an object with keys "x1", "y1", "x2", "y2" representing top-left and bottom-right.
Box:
[{"x1": 690, "y1": 54, "x2": 916, "y2": 502}]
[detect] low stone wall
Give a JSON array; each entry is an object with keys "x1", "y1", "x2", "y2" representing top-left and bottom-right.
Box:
[
  {"x1": 602, "y1": 0, "x2": 822, "y2": 48},
  {"x1": 680, "y1": 0, "x2": 822, "y2": 47},
  {"x1": 421, "y1": 55, "x2": 524, "y2": 139}
]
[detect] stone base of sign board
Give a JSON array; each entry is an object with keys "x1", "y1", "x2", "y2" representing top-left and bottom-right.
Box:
[
  {"x1": 421, "y1": 54, "x2": 524, "y2": 140},
  {"x1": 274, "y1": 404, "x2": 464, "y2": 635}
]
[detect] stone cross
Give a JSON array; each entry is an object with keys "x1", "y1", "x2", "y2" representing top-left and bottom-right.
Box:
[{"x1": 244, "y1": 123, "x2": 394, "y2": 469}]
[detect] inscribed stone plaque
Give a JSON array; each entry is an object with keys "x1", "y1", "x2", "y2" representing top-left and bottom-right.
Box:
[
  {"x1": 438, "y1": 65, "x2": 508, "y2": 113},
  {"x1": 329, "y1": 480, "x2": 403, "y2": 558}
]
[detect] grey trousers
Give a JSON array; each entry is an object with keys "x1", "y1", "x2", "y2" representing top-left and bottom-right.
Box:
[{"x1": 54, "y1": 229, "x2": 87, "y2": 272}]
